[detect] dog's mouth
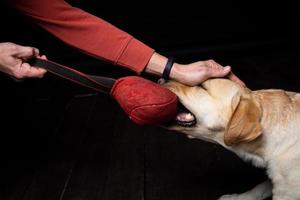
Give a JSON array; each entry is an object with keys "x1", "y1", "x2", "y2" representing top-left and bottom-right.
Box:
[
  {"x1": 157, "y1": 78, "x2": 196, "y2": 127},
  {"x1": 175, "y1": 102, "x2": 197, "y2": 127}
]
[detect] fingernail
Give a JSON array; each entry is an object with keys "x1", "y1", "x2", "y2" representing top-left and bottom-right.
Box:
[{"x1": 224, "y1": 66, "x2": 231, "y2": 70}]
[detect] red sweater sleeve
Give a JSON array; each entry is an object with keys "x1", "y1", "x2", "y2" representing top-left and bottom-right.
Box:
[{"x1": 8, "y1": 0, "x2": 154, "y2": 73}]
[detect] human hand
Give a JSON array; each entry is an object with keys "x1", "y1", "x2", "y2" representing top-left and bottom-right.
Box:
[
  {"x1": 145, "y1": 53, "x2": 245, "y2": 87},
  {"x1": 170, "y1": 59, "x2": 245, "y2": 86},
  {"x1": 0, "y1": 42, "x2": 47, "y2": 80},
  {"x1": 168, "y1": 60, "x2": 245, "y2": 125}
]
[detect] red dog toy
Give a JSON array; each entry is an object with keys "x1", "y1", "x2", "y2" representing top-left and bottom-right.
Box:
[
  {"x1": 111, "y1": 76, "x2": 177, "y2": 125},
  {"x1": 30, "y1": 58, "x2": 178, "y2": 125}
]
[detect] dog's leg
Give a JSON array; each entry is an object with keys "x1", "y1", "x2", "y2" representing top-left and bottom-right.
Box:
[
  {"x1": 218, "y1": 180, "x2": 272, "y2": 200},
  {"x1": 268, "y1": 160, "x2": 300, "y2": 200},
  {"x1": 272, "y1": 182, "x2": 300, "y2": 200}
]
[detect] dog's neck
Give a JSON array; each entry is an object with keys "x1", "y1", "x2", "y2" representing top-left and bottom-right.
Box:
[{"x1": 226, "y1": 89, "x2": 300, "y2": 168}]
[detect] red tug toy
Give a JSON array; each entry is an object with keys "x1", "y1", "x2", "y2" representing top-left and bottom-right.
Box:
[{"x1": 30, "y1": 58, "x2": 178, "y2": 125}]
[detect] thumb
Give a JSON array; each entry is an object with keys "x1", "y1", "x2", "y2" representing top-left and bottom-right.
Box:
[{"x1": 208, "y1": 66, "x2": 231, "y2": 78}]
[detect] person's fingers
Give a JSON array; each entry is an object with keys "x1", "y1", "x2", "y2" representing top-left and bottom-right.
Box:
[
  {"x1": 228, "y1": 72, "x2": 246, "y2": 87},
  {"x1": 10, "y1": 62, "x2": 30, "y2": 79},
  {"x1": 39, "y1": 55, "x2": 47, "y2": 60},
  {"x1": 27, "y1": 66, "x2": 47, "y2": 78},
  {"x1": 34, "y1": 67, "x2": 47, "y2": 78},
  {"x1": 207, "y1": 59, "x2": 223, "y2": 69},
  {"x1": 20, "y1": 62, "x2": 46, "y2": 78},
  {"x1": 13, "y1": 46, "x2": 39, "y2": 59},
  {"x1": 32, "y1": 55, "x2": 47, "y2": 76},
  {"x1": 207, "y1": 65, "x2": 231, "y2": 78},
  {"x1": 32, "y1": 47, "x2": 40, "y2": 57},
  {"x1": 206, "y1": 61, "x2": 246, "y2": 86}
]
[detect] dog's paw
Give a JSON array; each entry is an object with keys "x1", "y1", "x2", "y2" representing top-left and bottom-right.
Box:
[{"x1": 218, "y1": 194, "x2": 254, "y2": 200}]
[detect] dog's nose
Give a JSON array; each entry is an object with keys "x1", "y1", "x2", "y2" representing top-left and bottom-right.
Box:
[{"x1": 157, "y1": 78, "x2": 166, "y2": 85}]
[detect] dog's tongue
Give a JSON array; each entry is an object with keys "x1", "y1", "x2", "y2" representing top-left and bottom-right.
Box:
[
  {"x1": 176, "y1": 112, "x2": 194, "y2": 121},
  {"x1": 176, "y1": 112, "x2": 196, "y2": 127}
]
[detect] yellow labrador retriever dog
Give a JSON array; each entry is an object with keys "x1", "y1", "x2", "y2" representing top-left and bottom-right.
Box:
[{"x1": 163, "y1": 78, "x2": 300, "y2": 200}]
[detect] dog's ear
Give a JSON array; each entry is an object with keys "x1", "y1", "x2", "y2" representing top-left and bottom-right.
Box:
[{"x1": 224, "y1": 96, "x2": 262, "y2": 146}]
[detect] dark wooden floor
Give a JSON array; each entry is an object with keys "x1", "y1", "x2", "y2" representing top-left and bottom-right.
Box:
[{"x1": 0, "y1": 90, "x2": 269, "y2": 200}]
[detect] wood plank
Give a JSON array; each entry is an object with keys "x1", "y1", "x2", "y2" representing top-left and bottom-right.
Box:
[
  {"x1": 20, "y1": 95, "x2": 97, "y2": 200},
  {"x1": 100, "y1": 116, "x2": 145, "y2": 200},
  {"x1": 144, "y1": 127, "x2": 267, "y2": 200},
  {"x1": 0, "y1": 81, "x2": 69, "y2": 200},
  {"x1": 61, "y1": 96, "x2": 145, "y2": 200},
  {"x1": 60, "y1": 95, "x2": 117, "y2": 200}
]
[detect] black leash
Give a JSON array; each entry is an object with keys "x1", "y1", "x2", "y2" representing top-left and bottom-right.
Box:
[{"x1": 29, "y1": 58, "x2": 116, "y2": 93}]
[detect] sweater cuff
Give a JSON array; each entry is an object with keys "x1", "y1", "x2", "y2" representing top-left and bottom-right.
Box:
[{"x1": 116, "y1": 38, "x2": 155, "y2": 74}]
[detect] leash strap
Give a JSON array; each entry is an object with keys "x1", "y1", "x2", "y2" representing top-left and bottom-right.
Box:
[{"x1": 29, "y1": 58, "x2": 116, "y2": 94}]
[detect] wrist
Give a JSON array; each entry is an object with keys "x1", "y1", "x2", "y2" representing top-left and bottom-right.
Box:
[
  {"x1": 162, "y1": 57, "x2": 175, "y2": 79},
  {"x1": 169, "y1": 63, "x2": 183, "y2": 81},
  {"x1": 144, "y1": 52, "x2": 167, "y2": 76},
  {"x1": 145, "y1": 53, "x2": 183, "y2": 81}
]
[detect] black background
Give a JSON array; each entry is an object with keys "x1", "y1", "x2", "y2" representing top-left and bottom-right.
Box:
[{"x1": 0, "y1": 1, "x2": 299, "y2": 199}]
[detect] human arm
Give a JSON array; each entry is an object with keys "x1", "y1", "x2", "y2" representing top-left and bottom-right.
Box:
[
  {"x1": 7, "y1": 0, "x2": 154, "y2": 74},
  {"x1": 8, "y1": 0, "x2": 244, "y2": 86}
]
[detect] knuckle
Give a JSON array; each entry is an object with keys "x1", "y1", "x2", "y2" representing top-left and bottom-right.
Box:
[
  {"x1": 34, "y1": 48, "x2": 40, "y2": 53},
  {"x1": 3, "y1": 42, "x2": 14, "y2": 47},
  {"x1": 6, "y1": 43, "x2": 18, "y2": 51},
  {"x1": 24, "y1": 47, "x2": 34, "y2": 53}
]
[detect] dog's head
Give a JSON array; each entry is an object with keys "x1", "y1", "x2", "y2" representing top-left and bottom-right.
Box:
[{"x1": 163, "y1": 78, "x2": 263, "y2": 146}]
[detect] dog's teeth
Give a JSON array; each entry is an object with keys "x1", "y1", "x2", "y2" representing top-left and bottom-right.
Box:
[
  {"x1": 176, "y1": 120, "x2": 196, "y2": 127},
  {"x1": 186, "y1": 113, "x2": 194, "y2": 120}
]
